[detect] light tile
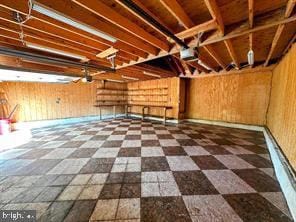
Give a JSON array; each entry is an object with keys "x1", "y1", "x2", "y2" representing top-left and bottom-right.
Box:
[
  {"x1": 141, "y1": 147, "x2": 164, "y2": 157},
  {"x1": 214, "y1": 155, "x2": 255, "y2": 169},
  {"x1": 58, "y1": 185, "x2": 83, "y2": 200},
  {"x1": 183, "y1": 146, "x2": 210, "y2": 156},
  {"x1": 92, "y1": 148, "x2": 120, "y2": 158},
  {"x1": 122, "y1": 140, "x2": 141, "y2": 148},
  {"x1": 88, "y1": 173, "x2": 108, "y2": 184},
  {"x1": 183, "y1": 195, "x2": 243, "y2": 222},
  {"x1": 107, "y1": 135, "x2": 125, "y2": 141},
  {"x1": 41, "y1": 148, "x2": 76, "y2": 159},
  {"x1": 80, "y1": 141, "x2": 103, "y2": 148},
  {"x1": 70, "y1": 174, "x2": 92, "y2": 185},
  {"x1": 47, "y1": 158, "x2": 89, "y2": 174},
  {"x1": 116, "y1": 198, "x2": 140, "y2": 220},
  {"x1": 90, "y1": 199, "x2": 118, "y2": 221},
  {"x1": 203, "y1": 170, "x2": 256, "y2": 194},
  {"x1": 78, "y1": 185, "x2": 103, "y2": 199},
  {"x1": 166, "y1": 156, "x2": 199, "y2": 171}
]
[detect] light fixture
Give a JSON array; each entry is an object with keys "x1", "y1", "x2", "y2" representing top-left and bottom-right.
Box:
[
  {"x1": 142, "y1": 71, "x2": 161, "y2": 78},
  {"x1": 248, "y1": 49, "x2": 254, "y2": 66},
  {"x1": 81, "y1": 67, "x2": 93, "y2": 83},
  {"x1": 0, "y1": 68, "x2": 80, "y2": 83},
  {"x1": 26, "y1": 42, "x2": 89, "y2": 61},
  {"x1": 121, "y1": 75, "x2": 139, "y2": 81},
  {"x1": 106, "y1": 79, "x2": 125, "y2": 83},
  {"x1": 32, "y1": 2, "x2": 117, "y2": 43}
]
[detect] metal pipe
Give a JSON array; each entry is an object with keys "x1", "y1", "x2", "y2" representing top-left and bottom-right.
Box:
[
  {"x1": 0, "y1": 47, "x2": 115, "y2": 72},
  {"x1": 120, "y1": 0, "x2": 189, "y2": 49}
]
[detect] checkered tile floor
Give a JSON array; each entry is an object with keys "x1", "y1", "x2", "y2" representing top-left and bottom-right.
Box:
[{"x1": 0, "y1": 118, "x2": 293, "y2": 221}]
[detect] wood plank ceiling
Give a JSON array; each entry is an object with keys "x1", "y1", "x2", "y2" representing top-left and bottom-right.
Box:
[{"x1": 0, "y1": 0, "x2": 295, "y2": 81}]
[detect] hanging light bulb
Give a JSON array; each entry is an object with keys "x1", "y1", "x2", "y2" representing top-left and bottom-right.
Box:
[{"x1": 248, "y1": 49, "x2": 254, "y2": 66}]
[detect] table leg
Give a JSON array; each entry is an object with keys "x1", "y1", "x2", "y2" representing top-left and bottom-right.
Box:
[
  {"x1": 163, "y1": 107, "x2": 167, "y2": 124},
  {"x1": 99, "y1": 107, "x2": 102, "y2": 120},
  {"x1": 125, "y1": 105, "x2": 128, "y2": 118}
]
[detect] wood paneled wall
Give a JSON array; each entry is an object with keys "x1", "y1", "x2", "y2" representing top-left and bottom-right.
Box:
[
  {"x1": 0, "y1": 80, "x2": 125, "y2": 122},
  {"x1": 185, "y1": 70, "x2": 272, "y2": 125},
  {"x1": 127, "y1": 77, "x2": 181, "y2": 119},
  {"x1": 267, "y1": 44, "x2": 296, "y2": 170}
]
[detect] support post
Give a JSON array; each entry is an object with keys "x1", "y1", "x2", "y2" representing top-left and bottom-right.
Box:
[
  {"x1": 99, "y1": 107, "x2": 102, "y2": 120},
  {"x1": 113, "y1": 105, "x2": 116, "y2": 118}
]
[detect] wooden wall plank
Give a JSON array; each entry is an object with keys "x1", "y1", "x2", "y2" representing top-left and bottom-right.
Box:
[
  {"x1": 267, "y1": 43, "x2": 296, "y2": 170},
  {"x1": 185, "y1": 69, "x2": 272, "y2": 125},
  {"x1": 0, "y1": 81, "x2": 126, "y2": 122}
]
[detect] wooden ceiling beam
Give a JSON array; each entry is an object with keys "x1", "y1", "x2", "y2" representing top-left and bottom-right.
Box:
[
  {"x1": 115, "y1": 0, "x2": 174, "y2": 38},
  {"x1": 0, "y1": 6, "x2": 148, "y2": 60},
  {"x1": 159, "y1": 0, "x2": 194, "y2": 29},
  {"x1": 203, "y1": 45, "x2": 227, "y2": 69},
  {"x1": 200, "y1": 14, "x2": 296, "y2": 46},
  {"x1": 224, "y1": 39, "x2": 240, "y2": 69},
  {"x1": 248, "y1": 0, "x2": 254, "y2": 67},
  {"x1": 204, "y1": 0, "x2": 224, "y2": 35},
  {"x1": 187, "y1": 61, "x2": 210, "y2": 73},
  {"x1": 0, "y1": 0, "x2": 159, "y2": 55},
  {"x1": 172, "y1": 20, "x2": 217, "y2": 40},
  {"x1": 72, "y1": 0, "x2": 169, "y2": 52},
  {"x1": 264, "y1": 0, "x2": 296, "y2": 66}
]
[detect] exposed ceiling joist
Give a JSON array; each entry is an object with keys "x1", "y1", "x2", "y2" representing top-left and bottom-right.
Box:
[
  {"x1": 204, "y1": 0, "x2": 224, "y2": 35},
  {"x1": 264, "y1": 0, "x2": 296, "y2": 66},
  {"x1": 224, "y1": 39, "x2": 240, "y2": 69},
  {"x1": 204, "y1": 45, "x2": 227, "y2": 69},
  {"x1": 159, "y1": 0, "x2": 194, "y2": 29},
  {"x1": 72, "y1": 0, "x2": 170, "y2": 52}
]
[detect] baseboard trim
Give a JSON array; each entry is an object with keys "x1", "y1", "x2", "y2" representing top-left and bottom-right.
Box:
[
  {"x1": 263, "y1": 128, "x2": 296, "y2": 220},
  {"x1": 183, "y1": 118, "x2": 264, "y2": 131},
  {"x1": 13, "y1": 114, "x2": 125, "y2": 130}
]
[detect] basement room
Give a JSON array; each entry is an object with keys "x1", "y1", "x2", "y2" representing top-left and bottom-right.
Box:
[{"x1": 0, "y1": 0, "x2": 295, "y2": 221}]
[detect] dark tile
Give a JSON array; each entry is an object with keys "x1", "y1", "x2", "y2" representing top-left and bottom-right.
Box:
[
  {"x1": 141, "y1": 157, "x2": 170, "y2": 171},
  {"x1": 101, "y1": 141, "x2": 122, "y2": 148},
  {"x1": 211, "y1": 139, "x2": 235, "y2": 145},
  {"x1": 141, "y1": 197, "x2": 191, "y2": 222},
  {"x1": 16, "y1": 159, "x2": 61, "y2": 175},
  {"x1": 112, "y1": 131, "x2": 127, "y2": 135},
  {"x1": 154, "y1": 126, "x2": 166, "y2": 130},
  {"x1": 13, "y1": 187, "x2": 45, "y2": 203},
  {"x1": 162, "y1": 146, "x2": 186, "y2": 156},
  {"x1": 102, "y1": 127, "x2": 114, "y2": 131},
  {"x1": 124, "y1": 172, "x2": 141, "y2": 183},
  {"x1": 224, "y1": 193, "x2": 292, "y2": 222},
  {"x1": 202, "y1": 145, "x2": 231, "y2": 155},
  {"x1": 59, "y1": 141, "x2": 85, "y2": 148},
  {"x1": 240, "y1": 145, "x2": 269, "y2": 154},
  {"x1": 142, "y1": 140, "x2": 160, "y2": 147},
  {"x1": 118, "y1": 148, "x2": 141, "y2": 157},
  {"x1": 233, "y1": 169, "x2": 281, "y2": 192},
  {"x1": 237, "y1": 154, "x2": 272, "y2": 168},
  {"x1": 191, "y1": 155, "x2": 227, "y2": 170},
  {"x1": 80, "y1": 158, "x2": 115, "y2": 174},
  {"x1": 176, "y1": 139, "x2": 197, "y2": 146},
  {"x1": 129, "y1": 127, "x2": 141, "y2": 130},
  {"x1": 169, "y1": 130, "x2": 183, "y2": 134},
  {"x1": 142, "y1": 130, "x2": 155, "y2": 134},
  {"x1": 90, "y1": 135, "x2": 108, "y2": 141},
  {"x1": 120, "y1": 183, "x2": 140, "y2": 198},
  {"x1": 64, "y1": 200, "x2": 96, "y2": 222},
  {"x1": 17, "y1": 149, "x2": 53, "y2": 159},
  {"x1": 157, "y1": 134, "x2": 174, "y2": 139},
  {"x1": 68, "y1": 148, "x2": 97, "y2": 158},
  {"x1": 106, "y1": 173, "x2": 124, "y2": 184},
  {"x1": 99, "y1": 184, "x2": 121, "y2": 199},
  {"x1": 187, "y1": 134, "x2": 205, "y2": 139},
  {"x1": 39, "y1": 201, "x2": 74, "y2": 222},
  {"x1": 81, "y1": 131, "x2": 97, "y2": 135},
  {"x1": 51, "y1": 175, "x2": 75, "y2": 186},
  {"x1": 34, "y1": 186, "x2": 64, "y2": 202},
  {"x1": 173, "y1": 171, "x2": 218, "y2": 195},
  {"x1": 125, "y1": 135, "x2": 141, "y2": 140}
]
